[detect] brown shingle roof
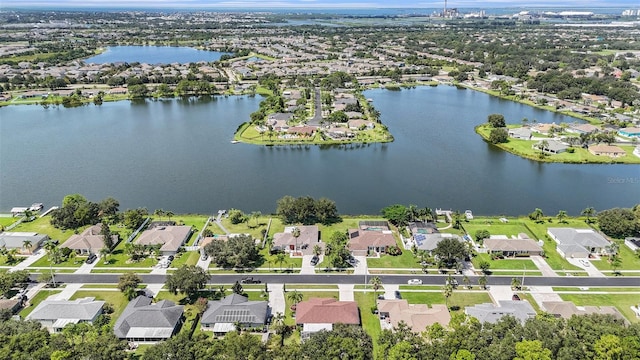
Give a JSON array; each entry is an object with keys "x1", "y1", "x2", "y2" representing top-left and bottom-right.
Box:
[
  {"x1": 377, "y1": 300, "x2": 450, "y2": 332},
  {"x1": 136, "y1": 225, "x2": 192, "y2": 253},
  {"x1": 484, "y1": 238, "x2": 542, "y2": 253},
  {"x1": 295, "y1": 298, "x2": 360, "y2": 325},
  {"x1": 348, "y1": 230, "x2": 396, "y2": 251}
]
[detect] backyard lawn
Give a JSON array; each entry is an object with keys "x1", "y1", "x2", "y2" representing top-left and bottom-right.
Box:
[
  {"x1": 9, "y1": 216, "x2": 76, "y2": 243},
  {"x1": 560, "y1": 293, "x2": 640, "y2": 323},
  {"x1": 462, "y1": 217, "x2": 534, "y2": 238},
  {"x1": 0, "y1": 216, "x2": 19, "y2": 228},
  {"x1": 354, "y1": 292, "x2": 382, "y2": 357},
  {"x1": 70, "y1": 290, "x2": 129, "y2": 326}
]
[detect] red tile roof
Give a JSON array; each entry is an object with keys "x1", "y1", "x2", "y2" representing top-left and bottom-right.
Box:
[{"x1": 295, "y1": 298, "x2": 360, "y2": 325}]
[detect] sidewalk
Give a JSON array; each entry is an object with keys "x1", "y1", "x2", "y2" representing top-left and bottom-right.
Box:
[{"x1": 10, "y1": 249, "x2": 47, "y2": 272}]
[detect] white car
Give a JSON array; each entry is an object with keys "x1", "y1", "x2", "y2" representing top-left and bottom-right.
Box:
[
  {"x1": 579, "y1": 259, "x2": 590, "y2": 267},
  {"x1": 407, "y1": 279, "x2": 423, "y2": 285}
]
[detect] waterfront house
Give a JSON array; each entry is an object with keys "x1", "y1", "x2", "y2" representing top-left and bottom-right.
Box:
[
  {"x1": 568, "y1": 123, "x2": 600, "y2": 134},
  {"x1": 295, "y1": 298, "x2": 360, "y2": 340},
  {"x1": 465, "y1": 300, "x2": 536, "y2": 324},
  {"x1": 272, "y1": 225, "x2": 319, "y2": 254},
  {"x1": 534, "y1": 140, "x2": 568, "y2": 154},
  {"x1": 61, "y1": 223, "x2": 118, "y2": 255},
  {"x1": 508, "y1": 127, "x2": 532, "y2": 140},
  {"x1": 625, "y1": 237, "x2": 640, "y2": 252},
  {"x1": 27, "y1": 296, "x2": 105, "y2": 333},
  {"x1": 532, "y1": 123, "x2": 561, "y2": 135},
  {"x1": 377, "y1": 299, "x2": 450, "y2": 333},
  {"x1": 0, "y1": 232, "x2": 48, "y2": 254},
  {"x1": 483, "y1": 234, "x2": 543, "y2": 257},
  {"x1": 588, "y1": 144, "x2": 626, "y2": 158},
  {"x1": 347, "y1": 222, "x2": 396, "y2": 256},
  {"x1": 547, "y1": 228, "x2": 610, "y2": 258},
  {"x1": 619, "y1": 127, "x2": 640, "y2": 138},
  {"x1": 135, "y1": 224, "x2": 192, "y2": 256},
  {"x1": 114, "y1": 296, "x2": 184, "y2": 343},
  {"x1": 200, "y1": 294, "x2": 268, "y2": 335}
]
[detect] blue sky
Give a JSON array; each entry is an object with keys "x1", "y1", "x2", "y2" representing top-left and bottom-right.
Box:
[{"x1": 2, "y1": 0, "x2": 638, "y2": 8}]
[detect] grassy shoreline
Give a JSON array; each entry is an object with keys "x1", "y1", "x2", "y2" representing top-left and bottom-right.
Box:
[{"x1": 475, "y1": 124, "x2": 640, "y2": 164}]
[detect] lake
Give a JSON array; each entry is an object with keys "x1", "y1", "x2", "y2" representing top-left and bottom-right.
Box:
[
  {"x1": 85, "y1": 46, "x2": 230, "y2": 64},
  {"x1": 0, "y1": 86, "x2": 637, "y2": 216}
]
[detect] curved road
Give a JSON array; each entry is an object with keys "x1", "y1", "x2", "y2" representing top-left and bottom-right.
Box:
[{"x1": 43, "y1": 273, "x2": 640, "y2": 287}]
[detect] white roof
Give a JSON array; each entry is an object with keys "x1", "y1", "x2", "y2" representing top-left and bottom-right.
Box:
[
  {"x1": 126, "y1": 327, "x2": 174, "y2": 339},
  {"x1": 303, "y1": 323, "x2": 333, "y2": 332},
  {"x1": 53, "y1": 318, "x2": 80, "y2": 328},
  {"x1": 212, "y1": 323, "x2": 236, "y2": 333}
]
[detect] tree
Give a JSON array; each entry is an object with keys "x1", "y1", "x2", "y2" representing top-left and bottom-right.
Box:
[
  {"x1": 99, "y1": 246, "x2": 110, "y2": 264},
  {"x1": 228, "y1": 208, "x2": 247, "y2": 224},
  {"x1": 0, "y1": 270, "x2": 29, "y2": 297},
  {"x1": 479, "y1": 261, "x2": 491, "y2": 274},
  {"x1": 123, "y1": 208, "x2": 147, "y2": 230},
  {"x1": 478, "y1": 274, "x2": 488, "y2": 289},
  {"x1": 232, "y1": 281, "x2": 243, "y2": 295},
  {"x1": 275, "y1": 253, "x2": 287, "y2": 271},
  {"x1": 313, "y1": 244, "x2": 322, "y2": 256},
  {"x1": 511, "y1": 277, "x2": 522, "y2": 290},
  {"x1": 287, "y1": 290, "x2": 303, "y2": 305},
  {"x1": 597, "y1": 208, "x2": 640, "y2": 239},
  {"x1": 515, "y1": 340, "x2": 552, "y2": 360},
  {"x1": 204, "y1": 234, "x2": 260, "y2": 268},
  {"x1": 22, "y1": 239, "x2": 33, "y2": 254},
  {"x1": 300, "y1": 323, "x2": 373, "y2": 360},
  {"x1": 117, "y1": 273, "x2": 141, "y2": 299},
  {"x1": 488, "y1": 113, "x2": 506, "y2": 128},
  {"x1": 556, "y1": 210, "x2": 568, "y2": 224},
  {"x1": 100, "y1": 223, "x2": 114, "y2": 250},
  {"x1": 153, "y1": 208, "x2": 165, "y2": 220},
  {"x1": 316, "y1": 198, "x2": 339, "y2": 225},
  {"x1": 381, "y1": 204, "x2": 409, "y2": 227},
  {"x1": 582, "y1": 207, "x2": 596, "y2": 223},
  {"x1": 166, "y1": 265, "x2": 209, "y2": 298},
  {"x1": 442, "y1": 284, "x2": 453, "y2": 308},
  {"x1": 474, "y1": 230, "x2": 490, "y2": 242},
  {"x1": 537, "y1": 140, "x2": 549, "y2": 157},
  {"x1": 529, "y1": 208, "x2": 544, "y2": 222},
  {"x1": 433, "y1": 237, "x2": 468, "y2": 267},
  {"x1": 609, "y1": 254, "x2": 622, "y2": 274},
  {"x1": 370, "y1": 276, "x2": 382, "y2": 297},
  {"x1": 98, "y1": 197, "x2": 119, "y2": 221},
  {"x1": 272, "y1": 312, "x2": 290, "y2": 347},
  {"x1": 292, "y1": 227, "x2": 301, "y2": 252},
  {"x1": 488, "y1": 127, "x2": 509, "y2": 144}
]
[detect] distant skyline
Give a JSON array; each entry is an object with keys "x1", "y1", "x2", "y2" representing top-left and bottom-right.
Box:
[{"x1": 2, "y1": 0, "x2": 639, "y2": 9}]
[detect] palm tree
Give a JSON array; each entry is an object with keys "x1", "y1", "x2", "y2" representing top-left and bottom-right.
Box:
[
  {"x1": 99, "y1": 247, "x2": 110, "y2": 264},
  {"x1": 292, "y1": 227, "x2": 301, "y2": 253},
  {"x1": 250, "y1": 211, "x2": 262, "y2": 228},
  {"x1": 22, "y1": 239, "x2": 33, "y2": 254},
  {"x1": 165, "y1": 211, "x2": 174, "y2": 221},
  {"x1": 287, "y1": 290, "x2": 303, "y2": 306},
  {"x1": 272, "y1": 312, "x2": 289, "y2": 347},
  {"x1": 442, "y1": 284, "x2": 453, "y2": 308},
  {"x1": 408, "y1": 204, "x2": 418, "y2": 222},
  {"x1": 154, "y1": 209, "x2": 165, "y2": 220},
  {"x1": 462, "y1": 275, "x2": 470, "y2": 289},
  {"x1": 478, "y1": 275, "x2": 488, "y2": 290},
  {"x1": 369, "y1": 276, "x2": 382, "y2": 298},
  {"x1": 556, "y1": 210, "x2": 568, "y2": 223},
  {"x1": 313, "y1": 244, "x2": 322, "y2": 257},
  {"x1": 530, "y1": 208, "x2": 544, "y2": 222},
  {"x1": 49, "y1": 247, "x2": 63, "y2": 265},
  {"x1": 276, "y1": 253, "x2": 286, "y2": 272},
  {"x1": 511, "y1": 277, "x2": 522, "y2": 290},
  {"x1": 538, "y1": 140, "x2": 549, "y2": 157},
  {"x1": 581, "y1": 207, "x2": 596, "y2": 223},
  {"x1": 452, "y1": 211, "x2": 462, "y2": 229}
]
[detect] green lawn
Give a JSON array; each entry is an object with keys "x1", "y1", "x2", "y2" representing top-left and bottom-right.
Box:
[
  {"x1": 476, "y1": 125, "x2": 640, "y2": 164},
  {"x1": 29, "y1": 252, "x2": 85, "y2": 268},
  {"x1": 171, "y1": 251, "x2": 200, "y2": 267},
  {"x1": 94, "y1": 240, "x2": 158, "y2": 268},
  {"x1": 154, "y1": 291, "x2": 202, "y2": 336},
  {"x1": 462, "y1": 217, "x2": 534, "y2": 238},
  {"x1": 255, "y1": 248, "x2": 302, "y2": 270},
  {"x1": 590, "y1": 241, "x2": 640, "y2": 272},
  {"x1": 9, "y1": 216, "x2": 75, "y2": 243},
  {"x1": 522, "y1": 218, "x2": 591, "y2": 271},
  {"x1": 218, "y1": 216, "x2": 275, "y2": 240},
  {"x1": 317, "y1": 217, "x2": 389, "y2": 242},
  {"x1": 560, "y1": 293, "x2": 640, "y2": 323},
  {"x1": 70, "y1": 290, "x2": 129, "y2": 326},
  {"x1": 20, "y1": 290, "x2": 61, "y2": 318},
  {"x1": 367, "y1": 251, "x2": 418, "y2": 268},
  {"x1": 553, "y1": 287, "x2": 640, "y2": 292},
  {"x1": 354, "y1": 292, "x2": 382, "y2": 357},
  {"x1": 471, "y1": 253, "x2": 536, "y2": 271},
  {"x1": 0, "y1": 216, "x2": 19, "y2": 228}
]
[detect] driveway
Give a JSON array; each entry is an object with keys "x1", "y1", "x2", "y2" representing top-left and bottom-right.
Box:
[
  {"x1": 11, "y1": 249, "x2": 47, "y2": 271},
  {"x1": 488, "y1": 285, "x2": 515, "y2": 303},
  {"x1": 268, "y1": 283, "x2": 286, "y2": 316},
  {"x1": 300, "y1": 255, "x2": 320, "y2": 274},
  {"x1": 383, "y1": 284, "x2": 399, "y2": 300},
  {"x1": 196, "y1": 254, "x2": 212, "y2": 271},
  {"x1": 74, "y1": 258, "x2": 99, "y2": 274},
  {"x1": 531, "y1": 256, "x2": 558, "y2": 277},
  {"x1": 528, "y1": 286, "x2": 563, "y2": 308},
  {"x1": 567, "y1": 258, "x2": 605, "y2": 277},
  {"x1": 55, "y1": 283, "x2": 83, "y2": 300},
  {"x1": 352, "y1": 256, "x2": 368, "y2": 275},
  {"x1": 338, "y1": 284, "x2": 354, "y2": 301}
]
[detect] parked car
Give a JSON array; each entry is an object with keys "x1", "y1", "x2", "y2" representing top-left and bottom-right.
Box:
[
  {"x1": 168, "y1": 255, "x2": 175, "y2": 262},
  {"x1": 394, "y1": 290, "x2": 401, "y2": 299},
  {"x1": 200, "y1": 253, "x2": 208, "y2": 261},
  {"x1": 579, "y1": 259, "x2": 590, "y2": 267},
  {"x1": 85, "y1": 254, "x2": 97, "y2": 264},
  {"x1": 310, "y1": 256, "x2": 319, "y2": 266},
  {"x1": 407, "y1": 279, "x2": 423, "y2": 285},
  {"x1": 240, "y1": 277, "x2": 261, "y2": 284}
]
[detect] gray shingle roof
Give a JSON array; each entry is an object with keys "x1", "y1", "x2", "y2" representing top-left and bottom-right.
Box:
[
  {"x1": 114, "y1": 296, "x2": 184, "y2": 339},
  {"x1": 201, "y1": 294, "x2": 268, "y2": 326},
  {"x1": 465, "y1": 300, "x2": 536, "y2": 324},
  {"x1": 27, "y1": 297, "x2": 104, "y2": 321}
]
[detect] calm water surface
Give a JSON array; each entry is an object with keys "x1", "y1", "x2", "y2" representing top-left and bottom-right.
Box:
[
  {"x1": 1, "y1": 86, "x2": 637, "y2": 215},
  {"x1": 85, "y1": 46, "x2": 229, "y2": 64}
]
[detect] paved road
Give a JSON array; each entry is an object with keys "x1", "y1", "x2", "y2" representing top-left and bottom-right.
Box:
[
  {"x1": 40, "y1": 273, "x2": 640, "y2": 287},
  {"x1": 308, "y1": 87, "x2": 323, "y2": 126}
]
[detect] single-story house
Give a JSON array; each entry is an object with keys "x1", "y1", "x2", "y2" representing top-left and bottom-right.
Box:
[
  {"x1": 0, "y1": 232, "x2": 48, "y2": 254},
  {"x1": 618, "y1": 127, "x2": 640, "y2": 138},
  {"x1": 135, "y1": 225, "x2": 192, "y2": 256},
  {"x1": 199, "y1": 235, "x2": 229, "y2": 248},
  {"x1": 287, "y1": 125, "x2": 317, "y2": 136},
  {"x1": 377, "y1": 299, "x2": 450, "y2": 333},
  {"x1": 547, "y1": 228, "x2": 611, "y2": 259},
  {"x1": 414, "y1": 233, "x2": 463, "y2": 253},
  {"x1": 483, "y1": 235, "x2": 543, "y2": 257},
  {"x1": 541, "y1": 301, "x2": 627, "y2": 323},
  {"x1": 27, "y1": 296, "x2": 105, "y2": 333},
  {"x1": 348, "y1": 227, "x2": 396, "y2": 256},
  {"x1": 534, "y1": 140, "x2": 568, "y2": 154},
  {"x1": 625, "y1": 237, "x2": 640, "y2": 252},
  {"x1": 465, "y1": 300, "x2": 536, "y2": 324},
  {"x1": 348, "y1": 119, "x2": 374, "y2": 130},
  {"x1": 568, "y1": 123, "x2": 600, "y2": 134},
  {"x1": 272, "y1": 225, "x2": 319, "y2": 253},
  {"x1": 114, "y1": 296, "x2": 184, "y2": 343},
  {"x1": 508, "y1": 127, "x2": 532, "y2": 140},
  {"x1": 108, "y1": 87, "x2": 128, "y2": 95},
  {"x1": 201, "y1": 294, "x2": 268, "y2": 335},
  {"x1": 532, "y1": 123, "x2": 561, "y2": 135},
  {"x1": 0, "y1": 299, "x2": 23, "y2": 314},
  {"x1": 588, "y1": 144, "x2": 626, "y2": 158},
  {"x1": 295, "y1": 298, "x2": 360, "y2": 340},
  {"x1": 61, "y1": 223, "x2": 118, "y2": 255},
  {"x1": 409, "y1": 221, "x2": 438, "y2": 236}
]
